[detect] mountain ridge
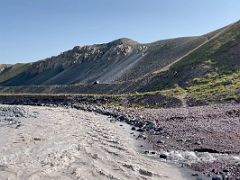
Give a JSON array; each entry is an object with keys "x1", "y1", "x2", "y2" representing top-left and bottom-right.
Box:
[
  {"x1": 1, "y1": 20, "x2": 240, "y2": 105},
  {"x1": 0, "y1": 36, "x2": 206, "y2": 85}
]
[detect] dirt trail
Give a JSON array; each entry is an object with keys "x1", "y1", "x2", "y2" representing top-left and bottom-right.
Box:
[
  {"x1": 0, "y1": 105, "x2": 205, "y2": 180},
  {"x1": 153, "y1": 23, "x2": 232, "y2": 74}
]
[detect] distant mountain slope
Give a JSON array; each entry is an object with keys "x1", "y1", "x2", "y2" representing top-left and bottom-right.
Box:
[
  {"x1": 1, "y1": 20, "x2": 240, "y2": 105},
  {"x1": 0, "y1": 63, "x2": 29, "y2": 83},
  {"x1": 0, "y1": 36, "x2": 206, "y2": 86}
]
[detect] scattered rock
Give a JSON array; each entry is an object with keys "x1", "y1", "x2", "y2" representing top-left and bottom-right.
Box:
[
  {"x1": 159, "y1": 154, "x2": 167, "y2": 159},
  {"x1": 222, "y1": 169, "x2": 229, "y2": 173},
  {"x1": 92, "y1": 154, "x2": 98, "y2": 159},
  {"x1": 15, "y1": 122, "x2": 21, "y2": 129},
  {"x1": 93, "y1": 81, "x2": 100, "y2": 85},
  {"x1": 194, "y1": 148, "x2": 219, "y2": 153},
  {"x1": 139, "y1": 169, "x2": 153, "y2": 176},
  {"x1": 137, "y1": 128, "x2": 145, "y2": 132},
  {"x1": 33, "y1": 137, "x2": 41, "y2": 141},
  {"x1": 137, "y1": 134, "x2": 146, "y2": 140},
  {"x1": 156, "y1": 140, "x2": 164, "y2": 144},
  {"x1": 131, "y1": 127, "x2": 136, "y2": 131},
  {"x1": 212, "y1": 175, "x2": 222, "y2": 180},
  {"x1": 123, "y1": 164, "x2": 134, "y2": 171},
  {"x1": 144, "y1": 150, "x2": 149, "y2": 154}
]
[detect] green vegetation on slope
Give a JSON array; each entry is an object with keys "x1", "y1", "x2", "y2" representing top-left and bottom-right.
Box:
[
  {"x1": 0, "y1": 63, "x2": 29, "y2": 83},
  {"x1": 187, "y1": 71, "x2": 240, "y2": 102},
  {"x1": 172, "y1": 22, "x2": 240, "y2": 73},
  {"x1": 138, "y1": 21, "x2": 240, "y2": 93}
]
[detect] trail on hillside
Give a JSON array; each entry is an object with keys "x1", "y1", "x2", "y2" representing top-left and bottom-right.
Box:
[
  {"x1": 0, "y1": 105, "x2": 202, "y2": 180},
  {"x1": 153, "y1": 23, "x2": 232, "y2": 74}
]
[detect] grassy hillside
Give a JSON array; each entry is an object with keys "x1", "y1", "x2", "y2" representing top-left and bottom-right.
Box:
[
  {"x1": 186, "y1": 71, "x2": 240, "y2": 103},
  {"x1": 138, "y1": 22, "x2": 239, "y2": 85},
  {"x1": 0, "y1": 63, "x2": 29, "y2": 83},
  {"x1": 131, "y1": 21, "x2": 240, "y2": 104}
]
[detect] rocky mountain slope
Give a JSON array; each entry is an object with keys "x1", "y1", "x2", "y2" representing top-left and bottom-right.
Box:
[
  {"x1": 0, "y1": 37, "x2": 206, "y2": 85},
  {"x1": 0, "y1": 21, "x2": 240, "y2": 103}
]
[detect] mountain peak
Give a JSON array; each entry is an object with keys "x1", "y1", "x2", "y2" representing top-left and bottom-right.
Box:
[{"x1": 109, "y1": 38, "x2": 139, "y2": 46}]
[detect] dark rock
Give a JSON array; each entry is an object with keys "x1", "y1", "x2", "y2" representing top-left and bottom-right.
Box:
[
  {"x1": 137, "y1": 128, "x2": 145, "y2": 132},
  {"x1": 194, "y1": 148, "x2": 219, "y2": 153},
  {"x1": 222, "y1": 169, "x2": 229, "y2": 173},
  {"x1": 212, "y1": 175, "x2": 222, "y2": 180},
  {"x1": 131, "y1": 127, "x2": 136, "y2": 131},
  {"x1": 159, "y1": 154, "x2": 167, "y2": 159},
  {"x1": 118, "y1": 115, "x2": 128, "y2": 122},
  {"x1": 139, "y1": 169, "x2": 153, "y2": 176},
  {"x1": 156, "y1": 140, "x2": 164, "y2": 144},
  {"x1": 144, "y1": 150, "x2": 149, "y2": 154},
  {"x1": 155, "y1": 127, "x2": 164, "y2": 132},
  {"x1": 134, "y1": 121, "x2": 144, "y2": 128},
  {"x1": 123, "y1": 164, "x2": 134, "y2": 171},
  {"x1": 222, "y1": 175, "x2": 228, "y2": 180},
  {"x1": 93, "y1": 81, "x2": 100, "y2": 85},
  {"x1": 137, "y1": 134, "x2": 146, "y2": 140},
  {"x1": 146, "y1": 121, "x2": 157, "y2": 130},
  {"x1": 15, "y1": 123, "x2": 21, "y2": 129}
]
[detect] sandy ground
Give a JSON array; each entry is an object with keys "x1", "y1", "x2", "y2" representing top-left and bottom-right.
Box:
[{"x1": 0, "y1": 105, "x2": 207, "y2": 180}]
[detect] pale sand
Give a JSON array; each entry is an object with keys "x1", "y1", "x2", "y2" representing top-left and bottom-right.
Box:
[{"x1": 0, "y1": 105, "x2": 206, "y2": 180}]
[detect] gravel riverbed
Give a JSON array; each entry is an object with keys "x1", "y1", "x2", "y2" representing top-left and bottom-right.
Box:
[
  {"x1": 0, "y1": 104, "x2": 208, "y2": 180},
  {"x1": 72, "y1": 103, "x2": 240, "y2": 179},
  {"x1": 1, "y1": 96, "x2": 240, "y2": 179}
]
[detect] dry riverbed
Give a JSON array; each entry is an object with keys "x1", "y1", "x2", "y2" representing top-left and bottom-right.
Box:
[
  {"x1": 0, "y1": 105, "x2": 208, "y2": 180},
  {"x1": 119, "y1": 104, "x2": 240, "y2": 179}
]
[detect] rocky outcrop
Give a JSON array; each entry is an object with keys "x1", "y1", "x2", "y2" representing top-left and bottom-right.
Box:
[
  {"x1": 0, "y1": 36, "x2": 205, "y2": 86},
  {"x1": 0, "y1": 64, "x2": 9, "y2": 73}
]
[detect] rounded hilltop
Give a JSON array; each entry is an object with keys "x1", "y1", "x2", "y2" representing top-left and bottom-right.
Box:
[{"x1": 108, "y1": 38, "x2": 140, "y2": 46}]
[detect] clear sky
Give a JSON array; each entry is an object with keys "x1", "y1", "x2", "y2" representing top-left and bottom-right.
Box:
[{"x1": 0, "y1": 0, "x2": 240, "y2": 64}]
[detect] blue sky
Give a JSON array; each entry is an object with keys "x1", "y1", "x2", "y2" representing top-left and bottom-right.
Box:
[{"x1": 0, "y1": 0, "x2": 240, "y2": 64}]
